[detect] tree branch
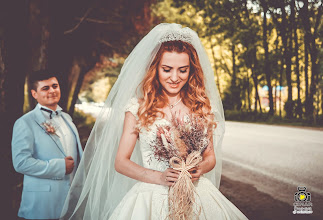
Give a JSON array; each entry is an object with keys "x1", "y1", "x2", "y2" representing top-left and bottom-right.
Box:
[
  {"x1": 220, "y1": 54, "x2": 232, "y2": 76},
  {"x1": 99, "y1": 40, "x2": 118, "y2": 49},
  {"x1": 64, "y1": 7, "x2": 93, "y2": 35},
  {"x1": 313, "y1": 3, "x2": 323, "y2": 38},
  {"x1": 74, "y1": 17, "x2": 122, "y2": 25}
]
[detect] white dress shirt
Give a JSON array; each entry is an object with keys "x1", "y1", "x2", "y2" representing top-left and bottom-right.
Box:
[{"x1": 38, "y1": 103, "x2": 78, "y2": 181}]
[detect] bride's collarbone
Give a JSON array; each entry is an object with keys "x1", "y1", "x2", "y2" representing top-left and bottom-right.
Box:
[{"x1": 156, "y1": 105, "x2": 190, "y2": 121}]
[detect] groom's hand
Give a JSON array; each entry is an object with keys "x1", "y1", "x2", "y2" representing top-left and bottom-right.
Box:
[{"x1": 65, "y1": 156, "x2": 75, "y2": 174}]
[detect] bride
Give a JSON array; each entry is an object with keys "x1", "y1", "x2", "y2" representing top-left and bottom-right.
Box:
[{"x1": 61, "y1": 23, "x2": 248, "y2": 220}]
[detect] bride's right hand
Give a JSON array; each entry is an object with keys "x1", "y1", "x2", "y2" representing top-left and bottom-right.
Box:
[{"x1": 160, "y1": 168, "x2": 180, "y2": 186}]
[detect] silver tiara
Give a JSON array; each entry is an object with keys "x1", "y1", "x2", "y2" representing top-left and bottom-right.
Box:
[{"x1": 158, "y1": 28, "x2": 193, "y2": 44}]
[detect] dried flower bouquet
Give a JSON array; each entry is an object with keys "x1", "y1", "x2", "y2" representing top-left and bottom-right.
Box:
[{"x1": 150, "y1": 114, "x2": 212, "y2": 220}]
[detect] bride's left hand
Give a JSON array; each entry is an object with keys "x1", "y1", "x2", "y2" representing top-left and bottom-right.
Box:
[{"x1": 188, "y1": 166, "x2": 202, "y2": 182}]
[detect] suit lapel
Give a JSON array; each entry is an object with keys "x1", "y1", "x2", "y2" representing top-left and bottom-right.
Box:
[{"x1": 32, "y1": 107, "x2": 66, "y2": 157}]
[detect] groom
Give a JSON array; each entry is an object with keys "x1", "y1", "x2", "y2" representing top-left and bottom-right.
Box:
[{"x1": 12, "y1": 70, "x2": 83, "y2": 220}]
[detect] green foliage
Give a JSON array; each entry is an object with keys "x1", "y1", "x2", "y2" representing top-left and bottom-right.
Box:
[
  {"x1": 225, "y1": 109, "x2": 323, "y2": 127},
  {"x1": 154, "y1": 0, "x2": 323, "y2": 125},
  {"x1": 79, "y1": 55, "x2": 125, "y2": 103}
]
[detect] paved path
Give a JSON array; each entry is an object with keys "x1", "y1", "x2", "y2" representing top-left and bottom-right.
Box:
[{"x1": 221, "y1": 121, "x2": 323, "y2": 219}]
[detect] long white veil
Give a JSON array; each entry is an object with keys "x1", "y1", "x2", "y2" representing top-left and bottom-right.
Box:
[{"x1": 60, "y1": 23, "x2": 225, "y2": 220}]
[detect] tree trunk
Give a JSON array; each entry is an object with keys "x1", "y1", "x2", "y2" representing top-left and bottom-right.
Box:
[
  {"x1": 48, "y1": 1, "x2": 75, "y2": 111},
  {"x1": 300, "y1": 0, "x2": 322, "y2": 123},
  {"x1": 252, "y1": 70, "x2": 258, "y2": 112},
  {"x1": 273, "y1": 80, "x2": 277, "y2": 113},
  {"x1": 281, "y1": 4, "x2": 293, "y2": 119},
  {"x1": 231, "y1": 44, "x2": 240, "y2": 110},
  {"x1": 215, "y1": 68, "x2": 221, "y2": 96},
  {"x1": 0, "y1": 1, "x2": 30, "y2": 218},
  {"x1": 304, "y1": 33, "x2": 309, "y2": 111},
  {"x1": 232, "y1": 44, "x2": 236, "y2": 104},
  {"x1": 0, "y1": 36, "x2": 5, "y2": 114},
  {"x1": 68, "y1": 65, "x2": 92, "y2": 116},
  {"x1": 272, "y1": 12, "x2": 284, "y2": 118},
  {"x1": 291, "y1": 0, "x2": 302, "y2": 119},
  {"x1": 309, "y1": 50, "x2": 319, "y2": 124},
  {"x1": 251, "y1": 70, "x2": 262, "y2": 113},
  {"x1": 258, "y1": 92, "x2": 262, "y2": 113},
  {"x1": 28, "y1": 1, "x2": 51, "y2": 110},
  {"x1": 262, "y1": 6, "x2": 274, "y2": 115},
  {"x1": 247, "y1": 72, "x2": 251, "y2": 111},
  {"x1": 210, "y1": 41, "x2": 221, "y2": 95},
  {"x1": 251, "y1": 48, "x2": 260, "y2": 113},
  {"x1": 279, "y1": 60, "x2": 283, "y2": 118}
]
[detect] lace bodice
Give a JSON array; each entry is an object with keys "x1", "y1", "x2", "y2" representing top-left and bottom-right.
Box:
[{"x1": 125, "y1": 97, "x2": 171, "y2": 172}]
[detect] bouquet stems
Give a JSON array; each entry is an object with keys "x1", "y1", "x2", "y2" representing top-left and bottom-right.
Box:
[{"x1": 168, "y1": 151, "x2": 202, "y2": 220}]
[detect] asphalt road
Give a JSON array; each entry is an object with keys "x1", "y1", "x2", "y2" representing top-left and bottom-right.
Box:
[{"x1": 220, "y1": 121, "x2": 323, "y2": 220}]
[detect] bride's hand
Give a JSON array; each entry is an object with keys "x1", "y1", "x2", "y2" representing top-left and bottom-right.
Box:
[
  {"x1": 160, "y1": 168, "x2": 180, "y2": 186},
  {"x1": 189, "y1": 166, "x2": 202, "y2": 182}
]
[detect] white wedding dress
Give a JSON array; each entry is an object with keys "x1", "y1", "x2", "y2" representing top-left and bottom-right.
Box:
[{"x1": 109, "y1": 98, "x2": 248, "y2": 220}]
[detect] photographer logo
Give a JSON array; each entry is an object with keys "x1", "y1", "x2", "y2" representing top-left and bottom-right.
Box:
[{"x1": 293, "y1": 186, "x2": 313, "y2": 214}]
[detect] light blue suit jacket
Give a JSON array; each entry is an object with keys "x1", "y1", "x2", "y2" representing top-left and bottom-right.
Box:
[{"x1": 12, "y1": 106, "x2": 83, "y2": 219}]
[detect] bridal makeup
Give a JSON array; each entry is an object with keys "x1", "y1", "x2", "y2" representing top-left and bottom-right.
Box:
[{"x1": 158, "y1": 51, "x2": 190, "y2": 97}]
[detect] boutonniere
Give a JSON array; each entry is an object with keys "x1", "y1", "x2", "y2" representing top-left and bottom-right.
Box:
[{"x1": 42, "y1": 120, "x2": 59, "y2": 137}]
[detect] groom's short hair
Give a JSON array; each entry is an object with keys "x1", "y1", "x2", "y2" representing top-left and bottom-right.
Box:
[{"x1": 29, "y1": 69, "x2": 58, "y2": 91}]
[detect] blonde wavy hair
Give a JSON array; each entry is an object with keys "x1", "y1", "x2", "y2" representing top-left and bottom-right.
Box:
[{"x1": 138, "y1": 40, "x2": 215, "y2": 129}]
